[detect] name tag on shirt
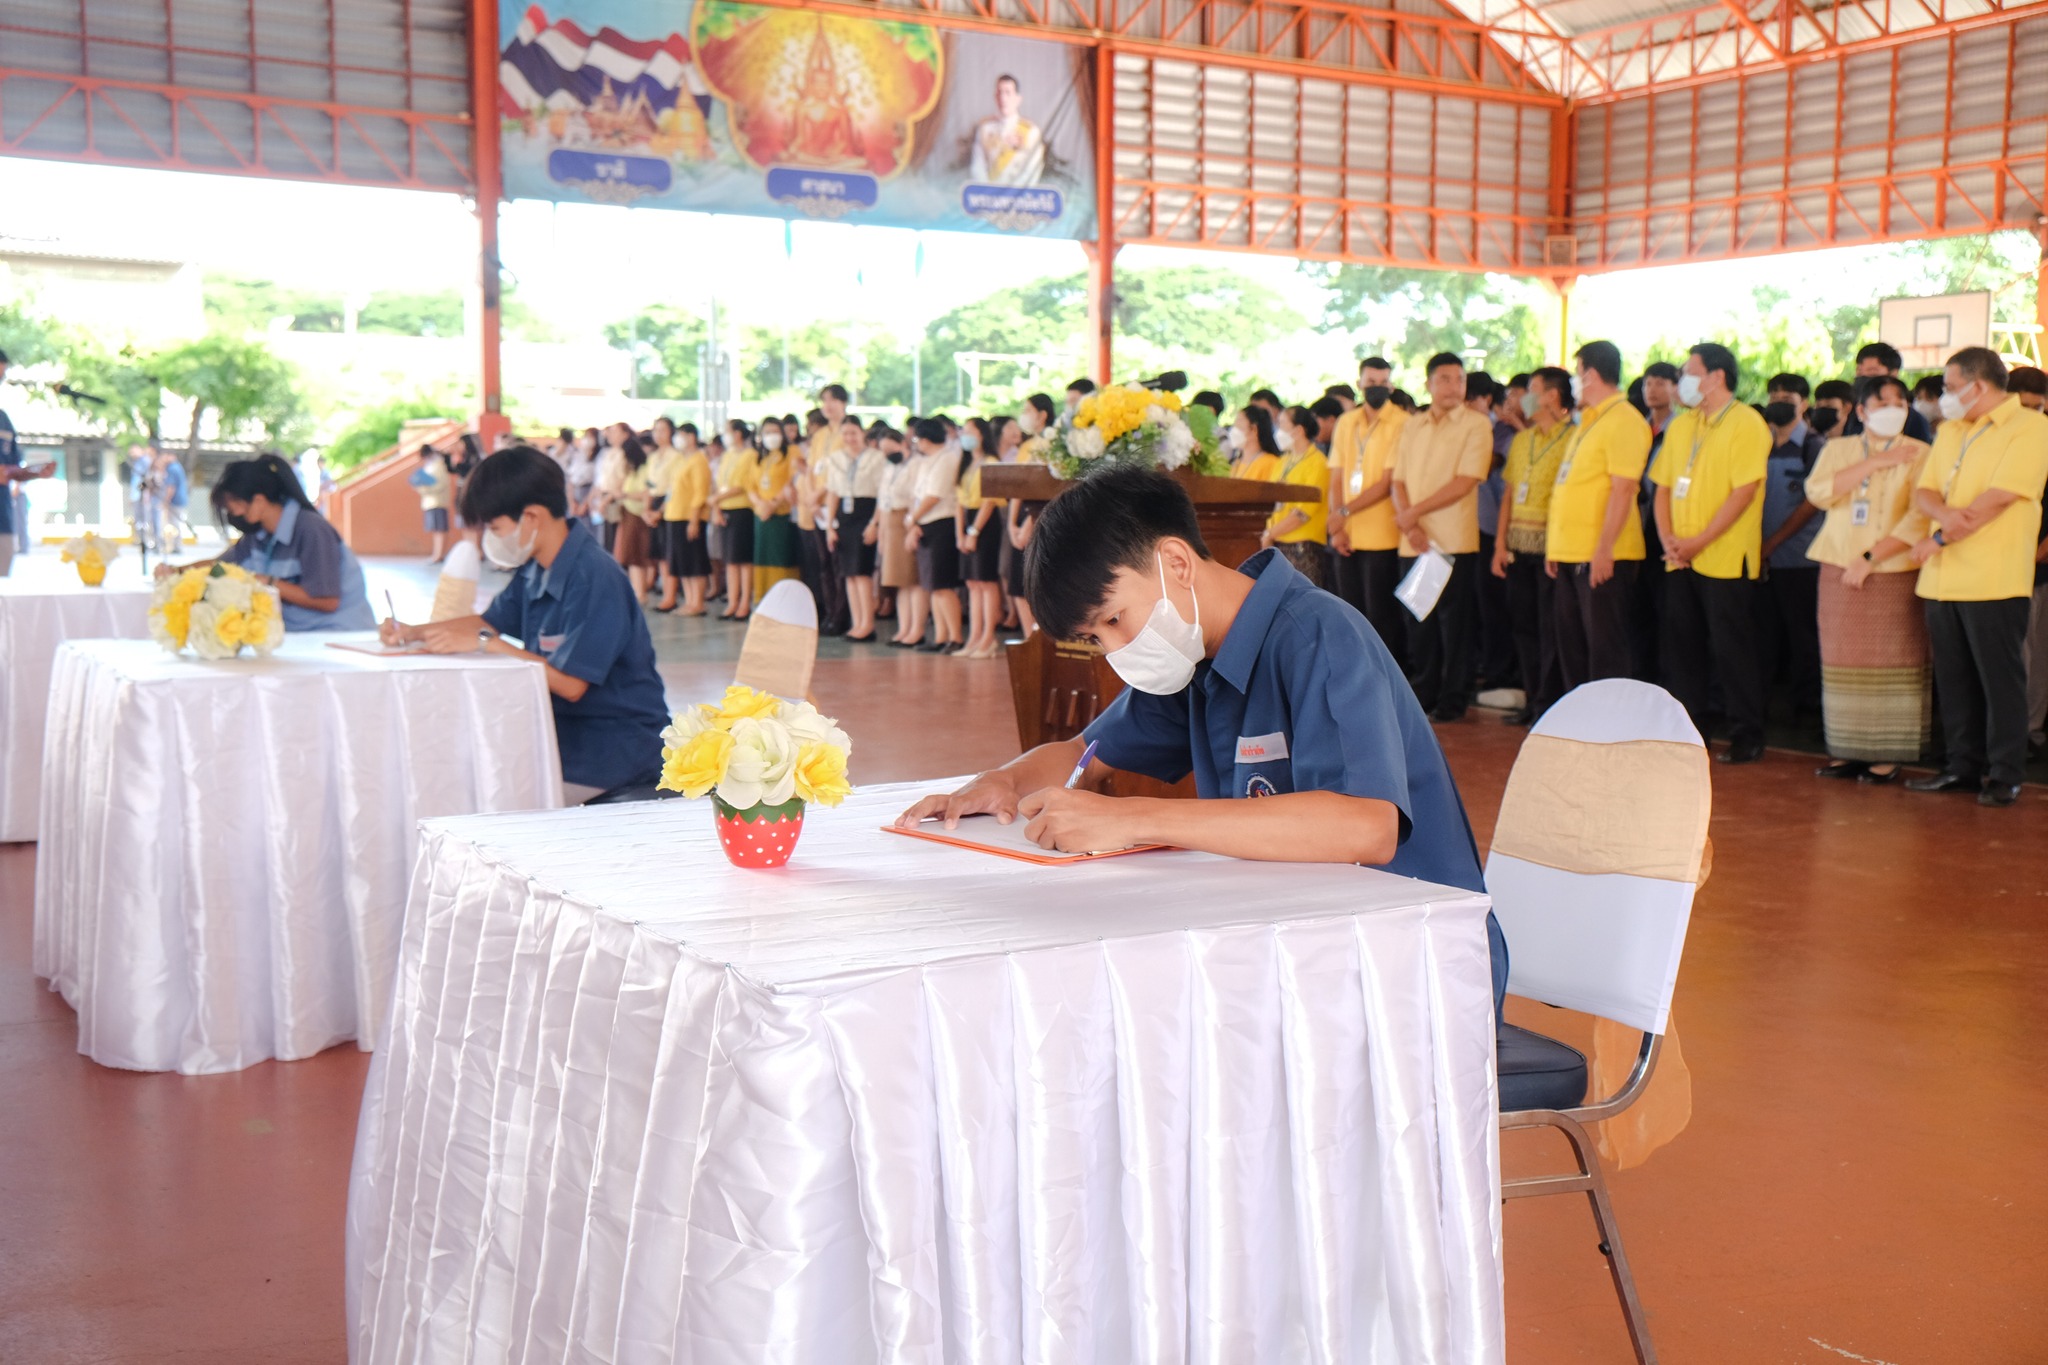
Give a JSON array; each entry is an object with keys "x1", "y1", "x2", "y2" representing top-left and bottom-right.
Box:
[
  {"x1": 1514, "y1": 480, "x2": 1530, "y2": 505},
  {"x1": 1673, "y1": 476, "x2": 1693, "y2": 499},
  {"x1": 842, "y1": 494, "x2": 855, "y2": 513},
  {"x1": 539, "y1": 633, "x2": 565, "y2": 653},
  {"x1": 1850, "y1": 499, "x2": 1870, "y2": 527},
  {"x1": 1236, "y1": 732, "x2": 1289, "y2": 763}
]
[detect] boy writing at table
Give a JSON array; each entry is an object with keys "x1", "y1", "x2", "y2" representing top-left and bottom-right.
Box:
[
  {"x1": 898, "y1": 466, "x2": 1508, "y2": 1010},
  {"x1": 381, "y1": 446, "x2": 669, "y2": 803}
]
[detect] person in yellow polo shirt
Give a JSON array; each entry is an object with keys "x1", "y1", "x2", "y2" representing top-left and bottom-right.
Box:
[
  {"x1": 1231, "y1": 405, "x2": 1284, "y2": 483},
  {"x1": 1866, "y1": 347, "x2": 2048, "y2": 805},
  {"x1": 1328, "y1": 356, "x2": 1409, "y2": 663},
  {"x1": 1393, "y1": 351, "x2": 1494, "y2": 721},
  {"x1": 1651, "y1": 341, "x2": 1772, "y2": 763},
  {"x1": 1547, "y1": 340, "x2": 1654, "y2": 693},
  {"x1": 1258, "y1": 404, "x2": 1332, "y2": 588},
  {"x1": 1493, "y1": 366, "x2": 1575, "y2": 723}
]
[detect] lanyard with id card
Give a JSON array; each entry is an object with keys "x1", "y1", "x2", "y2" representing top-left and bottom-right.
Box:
[
  {"x1": 1553, "y1": 401, "x2": 1613, "y2": 486},
  {"x1": 1674, "y1": 400, "x2": 1735, "y2": 502}
]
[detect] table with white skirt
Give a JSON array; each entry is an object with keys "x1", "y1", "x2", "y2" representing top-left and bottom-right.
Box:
[
  {"x1": 0, "y1": 557, "x2": 155, "y2": 842},
  {"x1": 348, "y1": 783, "x2": 1504, "y2": 1365},
  {"x1": 33, "y1": 634, "x2": 564, "y2": 1074}
]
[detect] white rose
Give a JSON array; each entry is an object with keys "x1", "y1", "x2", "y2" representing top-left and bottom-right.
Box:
[
  {"x1": 715, "y1": 715, "x2": 798, "y2": 810},
  {"x1": 660, "y1": 704, "x2": 715, "y2": 750},
  {"x1": 1070, "y1": 426, "x2": 1107, "y2": 461},
  {"x1": 207, "y1": 572, "x2": 255, "y2": 613},
  {"x1": 186, "y1": 601, "x2": 240, "y2": 660},
  {"x1": 781, "y1": 700, "x2": 852, "y2": 755}
]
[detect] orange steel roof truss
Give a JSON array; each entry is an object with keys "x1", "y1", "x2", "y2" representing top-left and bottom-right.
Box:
[{"x1": 2, "y1": 0, "x2": 2046, "y2": 274}]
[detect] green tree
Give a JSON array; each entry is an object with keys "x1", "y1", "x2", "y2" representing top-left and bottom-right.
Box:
[
  {"x1": 1114, "y1": 266, "x2": 1304, "y2": 352},
  {"x1": 1304, "y1": 264, "x2": 1547, "y2": 380},
  {"x1": 203, "y1": 273, "x2": 345, "y2": 334},
  {"x1": 0, "y1": 299, "x2": 63, "y2": 365},
  {"x1": 57, "y1": 340, "x2": 168, "y2": 447},
  {"x1": 325, "y1": 395, "x2": 463, "y2": 473},
  {"x1": 604, "y1": 304, "x2": 708, "y2": 400},
  {"x1": 740, "y1": 320, "x2": 870, "y2": 403},
  {"x1": 358, "y1": 289, "x2": 464, "y2": 337},
  {"x1": 155, "y1": 334, "x2": 308, "y2": 452}
]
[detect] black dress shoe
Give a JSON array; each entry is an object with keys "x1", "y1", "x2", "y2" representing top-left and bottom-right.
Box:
[
  {"x1": 1815, "y1": 760, "x2": 1867, "y2": 779},
  {"x1": 1977, "y1": 782, "x2": 2021, "y2": 807},
  {"x1": 1716, "y1": 739, "x2": 1765, "y2": 764},
  {"x1": 1905, "y1": 770, "x2": 1980, "y2": 793},
  {"x1": 1429, "y1": 703, "x2": 1468, "y2": 723},
  {"x1": 1858, "y1": 765, "x2": 1902, "y2": 785},
  {"x1": 843, "y1": 631, "x2": 876, "y2": 643},
  {"x1": 915, "y1": 640, "x2": 947, "y2": 652},
  {"x1": 1504, "y1": 708, "x2": 1536, "y2": 727}
]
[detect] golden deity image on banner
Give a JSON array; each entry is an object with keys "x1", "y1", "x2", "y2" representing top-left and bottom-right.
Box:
[{"x1": 691, "y1": 3, "x2": 942, "y2": 177}]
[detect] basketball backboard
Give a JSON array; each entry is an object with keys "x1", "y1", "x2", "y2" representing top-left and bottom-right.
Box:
[{"x1": 1878, "y1": 291, "x2": 1992, "y2": 371}]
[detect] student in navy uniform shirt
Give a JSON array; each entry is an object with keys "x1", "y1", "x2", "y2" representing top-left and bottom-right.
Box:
[
  {"x1": 382, "y1": 445, "x2": 669, "y2": 801},
  {"x1": 0, "y1": 348, "x2": 56, "y2": 576},
  {"x1": 898, "y1": 465, "x2": 1509, "y2": 1011},
  {"x1": 164, "y1": 454, "x2": 376, "y2": 630}
]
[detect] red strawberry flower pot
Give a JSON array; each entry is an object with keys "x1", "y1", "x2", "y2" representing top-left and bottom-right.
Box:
[{"x1": 712, "y1": 795, "x2": 807, "y2": 869}]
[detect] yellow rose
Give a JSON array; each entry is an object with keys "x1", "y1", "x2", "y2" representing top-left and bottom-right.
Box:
[
  {"x1": 214, "y1": 608, "x2": 246, "y2": 646},
  {"x1": 172, "y1": 572, "x2": 208, "y2": 607},
  {"x1": 791, "y1": 740, "x2": 852, "y2": 807},
  {"x1": 711, "y1": 684, "x2": 781, "y2": 728},
  {"x1": 660, "y1": 727, "x2": 735, "y2": 797},
  {"x1": 160, "y1": 601, "x2": 191, "y2": 646}
]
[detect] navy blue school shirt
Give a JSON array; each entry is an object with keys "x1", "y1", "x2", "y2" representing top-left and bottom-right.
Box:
[
  {"x1": 481, "y1": 519, "x2": 668, "y2": 791},
  {"x1": 221, "y1": 498, "x2": 376, "y2": 632},
  {"x1": 1082, "y1": 548, "x2": 1485, "y2": 896},
  {"x1": 0, "y1": 408, "x2": 17, "y2": 537}
]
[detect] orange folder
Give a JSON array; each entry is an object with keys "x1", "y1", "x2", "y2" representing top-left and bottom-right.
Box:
[{"x1": 882, "y1": 817, "x2": 1170, "y2": 867}]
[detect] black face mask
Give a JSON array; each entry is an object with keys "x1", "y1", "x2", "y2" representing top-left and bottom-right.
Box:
[
  {"x1": 1808, "y1": 406, "x2": 1840, "y2": 435},
  {"x1": 1362, "y1": 385, "x2": 1391, "y2": 410},
  {"x1": 885, "y1": 449, "x2": 904, "y2": 464},
  {"x1": 1763, "y1": 401, "x2": 1798, "y2": 429}
]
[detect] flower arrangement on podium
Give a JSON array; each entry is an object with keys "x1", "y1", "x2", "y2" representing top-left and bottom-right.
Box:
[
  {"x1": 148, "y1": 563, "x2": 285, "y2": 660},
  {"x1": 59, "y1": 532, "x2": 121, "y2": 586},
  {"x1": 658, "y1": 684, "x2": 854, "y2": 868},
  {"x1": 1044, "y1": 383, "x2": 1230, "y2": 480}
]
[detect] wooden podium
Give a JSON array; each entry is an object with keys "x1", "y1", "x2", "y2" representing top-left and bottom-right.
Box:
[{"x1": 978, "y1": 464, "x2": 1318, "y2": 798}]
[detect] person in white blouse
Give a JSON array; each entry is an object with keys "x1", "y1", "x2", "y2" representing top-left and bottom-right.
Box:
[
  {"x1": 824, "y1": 415, "x2": 887, "y2": 642},
  {"x1": 903, "y1": 417, "x2": 967, "y2": 653}
]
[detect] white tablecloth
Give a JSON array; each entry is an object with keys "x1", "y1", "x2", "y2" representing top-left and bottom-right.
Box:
[
  {"x1": 0, "y1": 557, "x2": 154, "y2": 841},
  {"x1": 32, "y1": 634, "x2": 564, "y2": 1074},
  {"x1": 348, "y1": 784, "x2": 1504, "y2": 1365}
]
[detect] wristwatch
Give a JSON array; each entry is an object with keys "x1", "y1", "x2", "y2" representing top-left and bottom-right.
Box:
[
  {"x1": 1931, "y1": 529, "x2": 1947, "y2": 547},
  {"x1": 476, "y1": 629, "x2": 494, "y2": 650},
  {"x1": 1861, "y1": 549, "x2": 1874, "y2": 562}
]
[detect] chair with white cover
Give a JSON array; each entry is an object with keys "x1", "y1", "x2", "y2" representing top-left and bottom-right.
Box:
[
  {"x1": 1488, "y1": 678, "x2": 1713, "y2": 1365},
  {"x1": 734, "y1": 579, "x2": 819, "y2": 702}
]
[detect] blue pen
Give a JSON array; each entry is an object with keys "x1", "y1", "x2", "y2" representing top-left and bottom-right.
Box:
[{"x1": 1064, "y1": 738, "x2": 1100, "y2": 790}]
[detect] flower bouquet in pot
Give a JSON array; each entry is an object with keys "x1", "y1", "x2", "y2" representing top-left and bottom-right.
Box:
[
  {"x1": 1044, "y1": 383, "x2": 1230, "y2": 480},
  {"x1": 60, "y1": 532, "x2": 121, "y2": 586},
  {"x1": 148, "y1": 563, "x2": 285, "y2": 659},
  {"x1": 658, "y1": 684, "x2": 853, "y2": 868}
]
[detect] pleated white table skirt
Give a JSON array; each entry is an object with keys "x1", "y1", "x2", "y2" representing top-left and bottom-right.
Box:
[
  {"x1": 0, "y1": 559, "x2": 154, "y2": 842},
  {"x1": 32, "y1": 635, "x2": 564, "y2": 1074},
  {"x1": 348, "y1": 784, "x2": 1504, "y2": 1365}
]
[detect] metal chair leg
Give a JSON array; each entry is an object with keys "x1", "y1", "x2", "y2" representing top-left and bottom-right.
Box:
[{"x1": 1502, "y1": 1110, "x2": 1659, "y2": 1365}]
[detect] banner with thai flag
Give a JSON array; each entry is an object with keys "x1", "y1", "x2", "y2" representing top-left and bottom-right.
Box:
[{"x1": 496, "y1": 0, "x2": 1097, "y2": 237}]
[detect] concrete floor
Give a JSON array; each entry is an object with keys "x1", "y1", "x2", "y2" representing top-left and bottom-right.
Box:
[{"x1": 1, "y1": 565, "x2": 2042, "y2": 1362}]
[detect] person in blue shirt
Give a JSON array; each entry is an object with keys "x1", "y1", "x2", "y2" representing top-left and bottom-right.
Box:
[
  {"x1": 898, "y1": 465, "x2": 1508, "y2": 1012},
  {"x1": 161, "y1": 454, "x2": 375, "y2": 631},
  {"x1": 1759, "y1": 384, "x2": 1824, "y2": 721},
  {"x1": 381, "y1": 445, "x2": 669, "y2": 801}
]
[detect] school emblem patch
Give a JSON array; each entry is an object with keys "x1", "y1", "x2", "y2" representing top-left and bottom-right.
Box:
[{"x1": 1245, "y1": 774, "x2": 1278, "y2": 799}]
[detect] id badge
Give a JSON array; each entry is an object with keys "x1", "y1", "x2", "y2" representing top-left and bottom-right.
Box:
[
  {"x1": 842, "y1": 494, "x2": 855, "y2": 513},
  {"x1": 1553, "y1": 459, "x2": 1572, "y2": 486},
  {"x1": 1514, "y1": 480, "x2": 1530, "y2": 505},
  {"x1": 1850, "y1": 499, "x2": 1870, "y2": 527},
  {"x1": 1673, "y1": 475, "x2": 1693, "y2": 499},
  {"x1": 1348, "y1": 463, "x2": 1365, "y2": 496}
]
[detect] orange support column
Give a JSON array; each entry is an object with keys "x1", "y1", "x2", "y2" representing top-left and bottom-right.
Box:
[
  {"x1": 1085, "y1": 41, "x2": 1118, "y2": 386},
  {"x1": 470, "y1": 0, "x2": 510, "y2": 445}
]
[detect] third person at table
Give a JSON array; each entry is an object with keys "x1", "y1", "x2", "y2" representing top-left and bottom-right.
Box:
[{"x1": 158, "y1": 453, "x2": 375, "y2": 631}]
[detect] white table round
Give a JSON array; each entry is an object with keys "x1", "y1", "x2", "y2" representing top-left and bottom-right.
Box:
[
  {"x1": 348, "y1": 783, "x2": 1504, "y2": 1365},
  {"x1": 32, "y1": 634, "x2": 564, "y2": 1074},
  {"x1": 0, "y1": 556, "x2": 154, "y2": 841}
]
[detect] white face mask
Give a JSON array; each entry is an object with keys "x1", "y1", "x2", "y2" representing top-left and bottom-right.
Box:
[
  {"x1": 482, "y1": 520, "x2": 536, "y2": 570},
  {"x1": 1677, "y1": 373, "x2": 1705, "y2": 408},
  {"x1": 1226, "y1": 426, "x2": 1245, "y2": 451},
  {"x1": 1863, "y1": 405, "x2": 1909, "y2": 439},
  {"x1": 1020, "y1": 412, "x2": 1042, "y2": 436},
  {"x1": 1274, "y1": 428, "x2": 1293, "y2": 453},
  {"x1": 1913, "y1": 399, "x2": 1942, "y2": 424},
  {"x1": 1937, "y1": 384, "x2": 1975, "y2": 423},
  {"x1": 762, "y1": 432, "x2": 783, "y2": 451},
  {"x1": 1570, "y1": 373, "x2": 1585, "y2": 402},
  {"x1": 1104, "y1": 554, "x2": 1206, "y2": 696}
]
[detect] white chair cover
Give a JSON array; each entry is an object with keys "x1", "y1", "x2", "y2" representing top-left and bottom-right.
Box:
[{"x1": 1484, "y1": 679, "x2": 1712, "y2": 1035}]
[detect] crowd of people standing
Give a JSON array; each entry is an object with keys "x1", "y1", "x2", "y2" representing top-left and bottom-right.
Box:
[{"x1": 515, "y1": 336, "x2": 2045, "y2": 807}]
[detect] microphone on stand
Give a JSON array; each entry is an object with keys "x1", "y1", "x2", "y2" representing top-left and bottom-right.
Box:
[{"x1": 1138, "y1": 370, "x2": 1188, "y2": 393}]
